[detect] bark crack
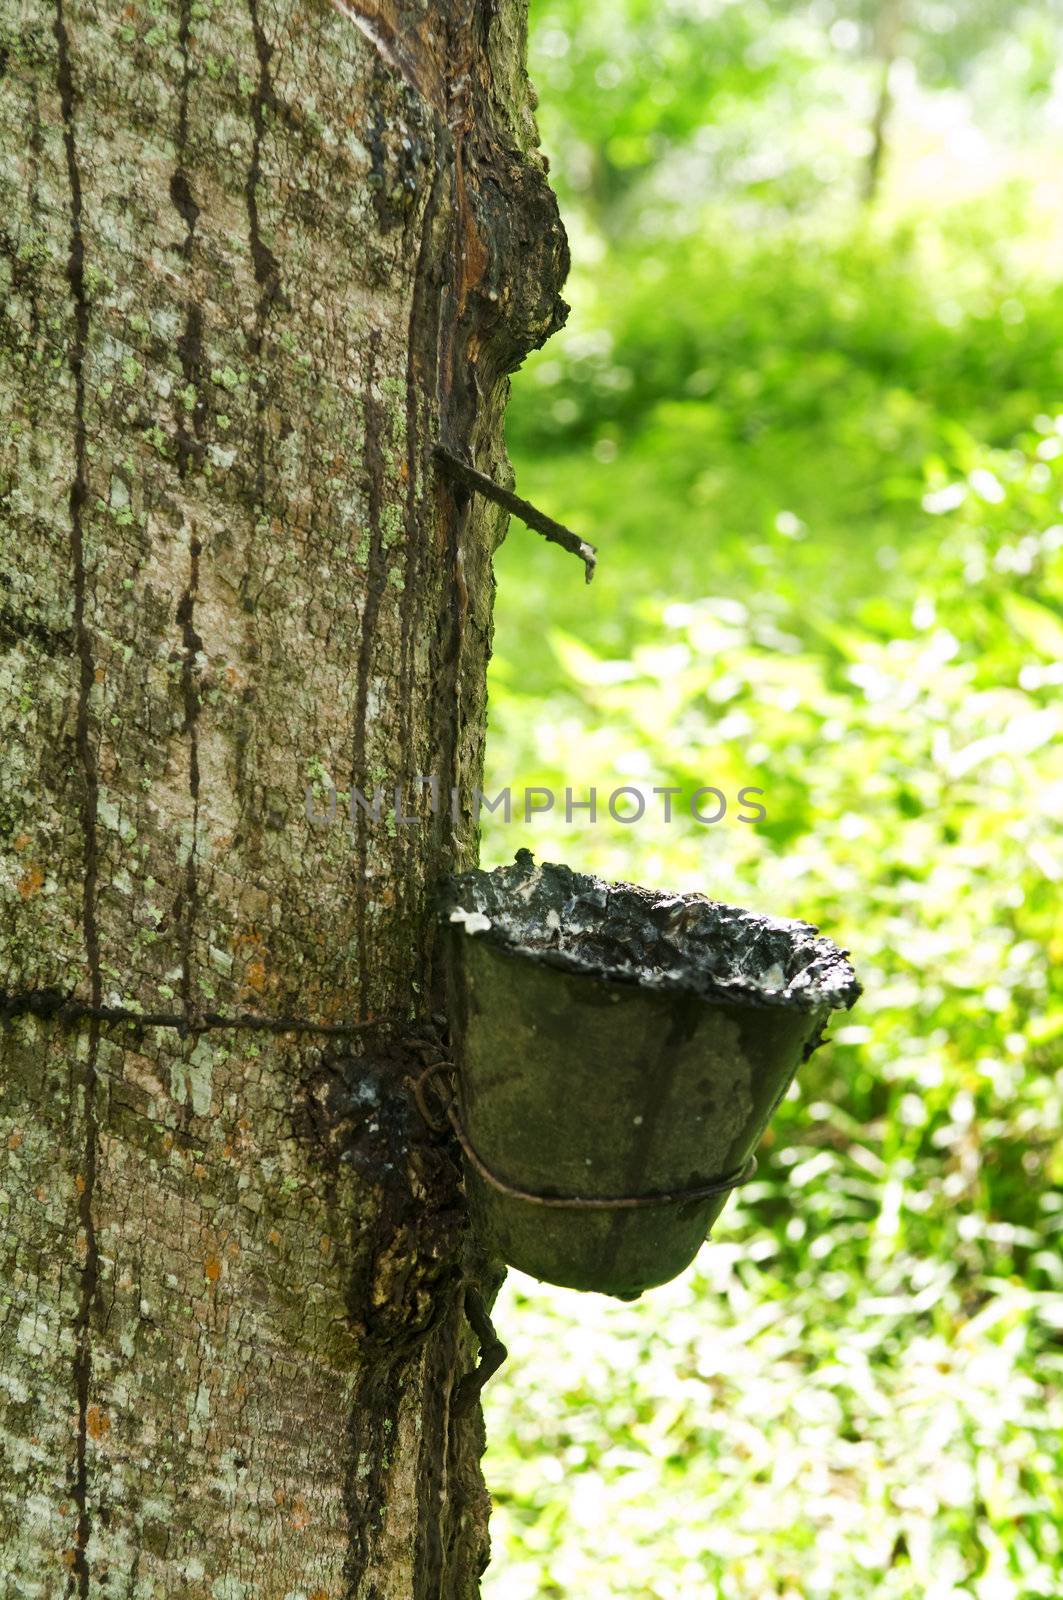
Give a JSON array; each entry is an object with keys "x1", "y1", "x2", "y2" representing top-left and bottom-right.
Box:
[
  {"x1": 242, "y1": 0, "x2": 287, "y2": 611},
  {"x1": 176, "y1": 535, "x2": 202, "y2": 1022},
  {"x1": 53, "y1": 2, "x2": 100, "y2": 1591},
  {"x1": 245, "y1": 0, "x2": 283, "y2": 312},
  {"x1": 170, "y1": 0, "x2": 207, "y2": 476}
]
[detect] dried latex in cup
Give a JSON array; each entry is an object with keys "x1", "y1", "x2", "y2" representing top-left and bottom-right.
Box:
[{"x1": 442, "y1": 851, "x2": 861, "y2": 1299}]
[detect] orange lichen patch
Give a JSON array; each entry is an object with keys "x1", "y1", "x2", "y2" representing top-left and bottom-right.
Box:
[
  {"x1": 310, "y1": 1590, "x2": 331, "y2": 1600},
  {"x1": 204, "y1": 1256, "x2": 222, "y2": 1284},
  {"x1": 192, "y1": 1163, "x2": 207, "y2": 1180},
  {"x1": 75, "y1": 1174, "x2": 86, "y2": 1196},
  {"x1": 267, "y1": 1228, "x2": 282, "y2": 1248},
  {"x1": 244, "y1": 959, "x2": 266, "y2": 993},
  {"x1": 17, "y1": 864, "x2": 44, "y2": 899},
  {"x1": 62, "y1": 1550, "x2": 76, "y2": 1570},
  {"x1": 273, "y1": 1487, "x2": 286, "y2": 1506},
  {"x1": 8, "y1": 1131, "x2": 23, "y2": 1150},
  {"x1": 13, "y1": 832, "x2": 30, "y2": 851},
  {"x1": 86, "y1": 1405, "x2": 110, "y2": 1440},
  {"x1": 289, "y1": 1498, "x2": 311, "y2": 1532}
]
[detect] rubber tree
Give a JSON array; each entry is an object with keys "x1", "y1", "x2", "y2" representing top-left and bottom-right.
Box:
[
  {"x1": 0, "y1": 0, "x2": 568, "y2": 1592},
  {"x1": 863, "y1": 0, "x2": 905, "y2": 203}
]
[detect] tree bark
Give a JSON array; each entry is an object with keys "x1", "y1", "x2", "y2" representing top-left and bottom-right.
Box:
[{"x1": 0, "y1": 0, "x2": 567, "y2": 1593}]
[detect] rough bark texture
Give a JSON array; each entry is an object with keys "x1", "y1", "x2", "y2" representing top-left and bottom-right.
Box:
[{"x1": 0, "y1": 0, "x2": 568, "y2": 1592}]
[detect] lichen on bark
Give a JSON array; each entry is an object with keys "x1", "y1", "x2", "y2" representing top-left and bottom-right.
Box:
[{"x1": 0, "y1": 0, "x2": 568, "y2": 1592}]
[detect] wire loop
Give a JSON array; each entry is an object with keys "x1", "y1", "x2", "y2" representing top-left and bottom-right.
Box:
[{"x1": 412, "y1": 1062, "x2": 758, "y2": 1211}]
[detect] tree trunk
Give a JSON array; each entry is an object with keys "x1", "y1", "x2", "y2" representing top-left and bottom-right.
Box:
[
  {"x1": 0, "y1": 0, "x2": 567, "y2": 1592},
  {"x1": 862, "y1": 0, "x2": 904, "y2": 204}
]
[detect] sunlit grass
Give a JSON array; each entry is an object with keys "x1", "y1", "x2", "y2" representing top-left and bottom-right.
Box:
[
  {"x1": 480, "y1": 126, "x2": 1063, "y2": 1600},
  {"x1": 479, "y1": 4, "x2": 1063, "y2": 1588}
]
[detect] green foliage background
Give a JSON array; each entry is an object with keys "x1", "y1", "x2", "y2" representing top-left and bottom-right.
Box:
[{"x1": 478, "y1": 3, "x2": 1063, "y2": 1597}]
